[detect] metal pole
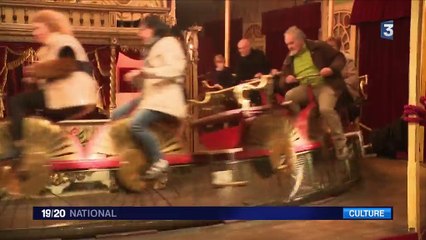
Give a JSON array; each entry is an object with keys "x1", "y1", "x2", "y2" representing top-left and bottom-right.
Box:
[
  {"x1": 327, "y1": 0, "x2": 334, "y2": 37},
  {"x1": 224, "y1": 0, "x2": 230, "y2": 67}
]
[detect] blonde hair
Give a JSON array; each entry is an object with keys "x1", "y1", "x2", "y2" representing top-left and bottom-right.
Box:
[{"x1": 32, "y1": 10, "x2": 73, "y2": 35}]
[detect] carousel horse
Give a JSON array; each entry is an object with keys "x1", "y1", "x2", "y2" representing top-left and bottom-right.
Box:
[
  {"x1": 0, "y1": 105, "x2": 110, "y2": 196},
  {"x1": 108, "y1": 112, "x2": 185, "y2": 192},
  {"x1": 189, "y1": 75, "x2": 303, "y2": 199}
]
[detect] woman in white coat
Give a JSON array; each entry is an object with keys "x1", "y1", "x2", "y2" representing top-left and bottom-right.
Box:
[
  {"x1": 111, "y1": 15, "x2": 187, "y2": 179},
  {"x1": 1, "y1": 10, "x2": 98, "y2": 160}
]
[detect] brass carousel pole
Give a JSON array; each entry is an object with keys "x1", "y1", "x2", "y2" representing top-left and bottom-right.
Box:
[
  {"x1": 224, "y1": 0, "x2": 231, "y2": 66},
  {"x1": 407, "y1": 0, "x2": 424, "y2": 233},
  {"x1": 327, "y1": 0, "x2": 334, "y2": 37},
  {"x1": 109, "y1": 38, "x2": 118, "y2": 116},
  {"x1": 185, "y1": 26, "x2": 202, "y2": 152}
]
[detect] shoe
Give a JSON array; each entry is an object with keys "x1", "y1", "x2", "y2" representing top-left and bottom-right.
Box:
[
  {"x1": 142, "y1": 159, "x2": 169, "y2": 180},
  {"x1": 335, "y1": 146, "x2": 349, "y2": 160}
]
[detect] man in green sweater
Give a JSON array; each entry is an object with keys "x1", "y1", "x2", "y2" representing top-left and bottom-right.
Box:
[{"x1": 278, "y1": 26, "x2": 349, "y2": 160}]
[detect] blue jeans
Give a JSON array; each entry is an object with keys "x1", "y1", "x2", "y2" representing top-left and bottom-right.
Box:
[
  {"x1": 111, "y1": 97, "x2": 142, "y2": 120},
  {"x1": 111, "y1": 99, "x2": 164, "y2": 163},
  {"x1": 131, "y1": 109, "x2": 165, "y2": 163}
]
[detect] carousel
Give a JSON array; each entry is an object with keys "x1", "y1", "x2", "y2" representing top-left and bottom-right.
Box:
[{"x1": 0, "y1": 1, "x2": 366, "y2": 239}]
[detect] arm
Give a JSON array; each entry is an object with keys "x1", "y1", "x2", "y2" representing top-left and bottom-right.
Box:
[
  {"x1": 142, "y1": 38, "x2": 186, "y2": 79},
  {"x1": 278, "y1": 56, "x2": 296, "y2": 88},
  {"x1": 31, "y1": 58, "x2": 79, "y2": 79},
  {"x1": 343, "y1": 57, "x2": 359, "y2": 90},
  {"x1": 323, "y1": 43, "x2": 346, "y2": 74},
  {"x1": 329, "y1": 52, "x2": 346, "y2": 74},
  {"x1": 29, "y1": 46, "x2": 80, "y2": 79}
]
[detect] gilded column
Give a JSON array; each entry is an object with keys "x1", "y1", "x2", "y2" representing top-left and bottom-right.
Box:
[
  {"x1": 109, "y1": 38, "x2": 118, "y2": 116},
  {"x1": 185, "y1": 26, "x2": 202, "y2": 152},
  {"x1": 407, "y1": 0, "x2": 424, "y2": 232},
  {"x1": 224, "y1": 0, "x2": 231, "y2": 67},
  {"x1": 327, "y1": 0, "x2": 334, "y2": 37}
]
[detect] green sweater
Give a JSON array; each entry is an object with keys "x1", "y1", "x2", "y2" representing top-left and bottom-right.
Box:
[{"x1": 293, "y1": 46, "x2": 324, "y2": 86}]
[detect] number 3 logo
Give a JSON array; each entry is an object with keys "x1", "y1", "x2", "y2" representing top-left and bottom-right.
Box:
[
  {"x1": 381, "y1": 20, "x2": 394, "y2": 40},
  {"x1": 383, "y1": 23, "x2": 393, "y2": 37}
]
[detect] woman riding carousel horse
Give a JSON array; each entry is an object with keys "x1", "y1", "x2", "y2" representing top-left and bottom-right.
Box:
[
  {"x1": 0, "y1": 10, "x2": 99, "y2": 161},
  {"x1": 111, "y1": 15, "x2": 187, "y2": 179}
]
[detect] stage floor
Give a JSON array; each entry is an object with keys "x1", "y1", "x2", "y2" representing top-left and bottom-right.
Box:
[{"x1": 82, "y1": 157, "x2": 419, "y2": 240}]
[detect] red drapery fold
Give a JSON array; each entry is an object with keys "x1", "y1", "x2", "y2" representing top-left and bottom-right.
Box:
[
  {"x1": 198, "y1": 18, "x2": 243, "y2": 76},
  {"x1": 350, "y1": 0, "x2": 411, "y2": 24},
  {"x1": 357, "y1": 18, "x2": 410, "y2": 128},
  {"x1": 350, "y1": 0, "x2": 411, "y2": 129},
  {"x1": 261, "y1": 3, "x2": 321, "y2": 69}
]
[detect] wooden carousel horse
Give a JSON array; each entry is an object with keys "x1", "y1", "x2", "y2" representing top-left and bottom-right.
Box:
[
  {"x1": 109, "y1": 114, "x2": 185, "y2": 193},
  {"x1": 189, "y1": 75, "x2": 301, "y2": 196},
  {"x1": 0, "y1": 109, "x2": 116, "y2": 197}
]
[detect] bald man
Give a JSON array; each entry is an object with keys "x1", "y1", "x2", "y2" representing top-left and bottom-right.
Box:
[{"x1": 235, "y1": 39, "x2": 270, "y2": 105}]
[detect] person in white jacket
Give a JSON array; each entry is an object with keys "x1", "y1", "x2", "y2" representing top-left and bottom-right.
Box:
[
  {"x1": 111, "y1": 15, "x2": 187, "y2": 179},
  {"x1": 1, "y1": 10, "x2": 98, "y2": 161}
]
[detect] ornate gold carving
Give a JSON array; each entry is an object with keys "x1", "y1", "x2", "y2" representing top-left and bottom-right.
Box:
[
  {"x1": 78, "y1": 0, "x2": 165, "y2": 7},
  {"x1": 0, "y1": 47, "x2": 37, "y2": 118},
  {"x1": 50, "y1": 172, "x2": 93, "y2": 186},
  {"x1": 244, "y1": 24, "x2": 263, "y2": 39},
  {"x1": 109, "y1": 43, "x2": 117, "y2": 113},
  {"x1": 184, "y1": 25, "x2": 202, "y2": 63},
  {"x1": 333, "y1": 11, "x2": 352, "y2": 52},
  {"x1": 244, "y1": 23, "x2": 265, "y2": 52},
  {"x1": 120, "y1": 45, "x2": 142, "y2": 54},
  {"x1": 91, "y1": 47, "x2": 111, "y2": 77}
]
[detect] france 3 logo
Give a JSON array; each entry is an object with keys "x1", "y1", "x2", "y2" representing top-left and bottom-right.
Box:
[{"x1": 381, "y1": 20, "x2": 394, "y2": 40}]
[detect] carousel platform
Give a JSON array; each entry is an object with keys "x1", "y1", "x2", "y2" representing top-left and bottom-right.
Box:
[
  {"x1": 0, "y1": 135, "x2": 362, "y2": 240},
  {"x1": 0, "y1": 77, "x2": 366, "y2": 239},
  {"x1": 42, "y1": 158, "x2": 415, "y2": 240}
]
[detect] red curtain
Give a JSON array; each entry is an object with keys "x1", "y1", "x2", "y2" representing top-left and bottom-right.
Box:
[
  {"x1": 350, "y1": 0, "x2": 411, "y2": 128},
  {"x1": 350, "y1": 0, "x2": 411, "y2": 24},
  {"x1": 85, "y1": 45, "x2": 112, "y2": 109},
  {"x1": 261, "y1": 2, "x2": 321, "y2": 69},
  {"x1": 198, "y1": 18, "x2": 243, "y2": 76}
]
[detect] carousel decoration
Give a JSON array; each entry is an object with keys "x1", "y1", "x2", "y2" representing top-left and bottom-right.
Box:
[
  {"x1": 0, "y1": 47, "x2": 37, "y2": 118},
  {"x1": 332, "y1": 10, "x2": 352, "y2": 52}
]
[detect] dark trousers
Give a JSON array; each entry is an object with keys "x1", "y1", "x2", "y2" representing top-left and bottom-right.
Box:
[
  {"x1": 249, "y1": 90, "x2": 262, "y2": 106},
  {"x1": 8, "y1": 90, "x2": 85, "y2": 141}
]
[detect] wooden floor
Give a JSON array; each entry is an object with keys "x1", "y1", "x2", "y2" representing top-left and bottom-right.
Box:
[
  {"x1": 82, "y1": 158, "x2": 421, "y2": 240},
  {"x1": 0, "y1": 157, "x2": 421, "y2": 240}
]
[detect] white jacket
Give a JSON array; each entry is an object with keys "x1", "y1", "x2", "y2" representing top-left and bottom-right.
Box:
[
  {"x1": 37, "y1": 33, "x2": 99, "y2": 109},
  {"x1": 138, "y1": 36, "x2": 187, "y2": 118}
]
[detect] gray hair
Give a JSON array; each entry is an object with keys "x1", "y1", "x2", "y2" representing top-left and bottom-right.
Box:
[{"x1": 284, "y1": 26, "x2": 306, "y2": 41}]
